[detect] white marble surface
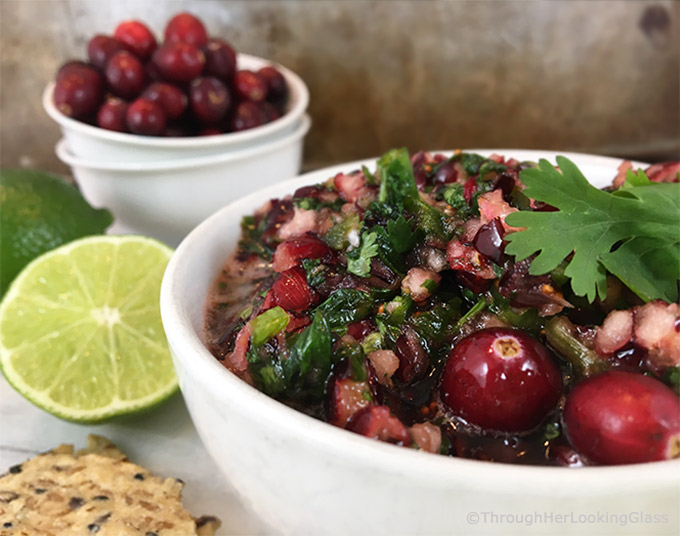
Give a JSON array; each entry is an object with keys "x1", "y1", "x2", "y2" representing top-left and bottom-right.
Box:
[{"x1": 0, "y1": 375, "x2": 267, "y2": 535}]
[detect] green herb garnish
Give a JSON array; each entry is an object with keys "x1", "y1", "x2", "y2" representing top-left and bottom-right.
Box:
[
  {"x1": 347, "y1": 231, "x2": 379, "y2": 278},
  {"x1": 505, "y1": 157, "x2": 680, "y2": 303}
]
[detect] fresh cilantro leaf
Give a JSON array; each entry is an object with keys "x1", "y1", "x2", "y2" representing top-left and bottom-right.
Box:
[
  {"x1": 621, "y1": 168, "x2": 650, "y2": 189},
  {"x1": 662, "y1": 366, "x2": 680, "y2": 393},
  {"x1": 324, "y1": 212, "x2": 362, "y2": 250},
  {"x1": 442, "y1": 184, "x2": 468, "y2": 210},
  {"x1": 378, "y1": 147, "x2": 419, "y2": 212},
  {"x1": 239, "y1": 215, "x2": 273, "y2": 259},
  {"x1": 362, "y1": 165, "x2": 378, "y2": 186},
  {"x1": 405, "y1": 196, "x2": 447, "y2": 238},
  {"x1": 283, "y1": 311, "x2": 332, "y2": 399},
  {"x1": 367, "y1": 224, "x2": 405, "y2": 275},
  {"x1": 478, "y1": 159, "x2": 507, "y2": 179},
  {"x1": 386, "y1": 214, "x2": 422, "y2": 253},
  {"x1": 334, "y1": 337, "x2": 368, "y2": 381},
  {"x1": 293, "y1": 197, "x2": 319, "y2": 210},
  {"x1": 347, "y1": 231, "x2": 379, "y2": 277},
  {"x1": 455, "y1": 297, "x2": 486, "y2": 329},
  {"x1": 504, "y1": 157, "x2": 680, "y2": 303},
  {"x1": 410, "y1": 302, "x2": 461, "y2": 344},
  {"x1": 301, "y1": 258, "x2": 325, "y2": 288},
  {"x1": 453, "y1": 153, "x2": 486, "y2": 176},
  {"x1": 247, "y1": 345, "x2": 286, "y2": 396},
  {"x1": 373, "y1": 148, "x2": 448, "y2": 239},
  {"x1": 247, "y1": 311, "x2": 332, "y2": 400},
  {"x1": 380, "y1": 295, "x2": 413, "y2": 325},
  {"x1": 544, "y1": 421, "x2": 561, "y2": 440},
  {"x1": 314, "y1": 289, "x2": 374, "y2": 330}
]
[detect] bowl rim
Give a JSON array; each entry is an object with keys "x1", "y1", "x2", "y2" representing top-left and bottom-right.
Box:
[
  {"x1": 55, "y1": 114, "x2": 311, "y2": 171},
  {"x1": 43, "y1": 53, "x2": 309, "y2": 148},
  {"x1": 161, "y1": 149, "x2": 679, "y2": 494}
]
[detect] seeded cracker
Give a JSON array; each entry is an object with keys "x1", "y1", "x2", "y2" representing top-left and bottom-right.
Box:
[{"x1": 0, "y1": 435, "x2": 220, "y2": 535}]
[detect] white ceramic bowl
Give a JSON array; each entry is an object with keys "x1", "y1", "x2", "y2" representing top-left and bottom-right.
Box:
[
  {"x1": 161, "y1": 150, "x2": 679, "y2": 536},
  {"x1": 44, "y1": 54, "x2": 309, "y2": 163},
  {"x1": 56, "y1": 114, "x2": 310, "y2": 247}
]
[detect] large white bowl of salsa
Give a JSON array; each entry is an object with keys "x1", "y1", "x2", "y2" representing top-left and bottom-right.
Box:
[{"x1": 160, "y1": 150, "x2": 679, "y2": 535}]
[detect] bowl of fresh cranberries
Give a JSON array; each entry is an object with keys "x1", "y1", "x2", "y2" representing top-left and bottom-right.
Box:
[
  {"x1": 160, "y1": 149, "x2": 680, "y2": 535},
  {"x1": 43, "y1": 12, "x2": 309, "y2": 163}
]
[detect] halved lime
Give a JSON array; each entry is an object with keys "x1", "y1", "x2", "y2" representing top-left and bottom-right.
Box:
[{"x1": 0, "y1": 235, "x2": 177, "y2": 423}]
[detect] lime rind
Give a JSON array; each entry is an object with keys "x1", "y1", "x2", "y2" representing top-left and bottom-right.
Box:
[{"x1": 0, "y1": 235, "x2": 178, "y2": 423}]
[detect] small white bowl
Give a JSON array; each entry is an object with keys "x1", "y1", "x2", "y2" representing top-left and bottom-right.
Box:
[
  {"x1": 56, "y1": 114, "x2": 310, "y2": 247},
  {"x1": 44, "y1": 53, "x2": 309, "y2": 163},
  {"x1": 160, "y1": 150, "x2": 679, "y2": 535}
]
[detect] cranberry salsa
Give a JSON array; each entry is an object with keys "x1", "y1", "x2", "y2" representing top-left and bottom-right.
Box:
[{"x1": 204, "y1": 149, "x2": 680, "y2": 466}]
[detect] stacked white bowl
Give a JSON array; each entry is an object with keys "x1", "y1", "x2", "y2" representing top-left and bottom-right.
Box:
[{"x1": 45, "y1": 54, "x2": 310, "y2": 246}]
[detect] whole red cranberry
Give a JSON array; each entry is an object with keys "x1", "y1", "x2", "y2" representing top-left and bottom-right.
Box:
[
  {"x1": 563, "y1": 370, "x2": 680, "y2": 465},
  {"x1": 202, "y1": 38, "x2": 237, "y2": 81},
  {"x1": 105, "y1": 50, "x2": 146, "y2": 99},
  {"x1": 233, "y1": 70, "x2": 267, "y2": 102},
  {"x1": 163, "y1": 124, "x2": 191, "y2": 137},
  {"x1": 145, "y1": 60, "x2": 163, "y2": 82},
  {"x1": 152, "y1": 41, "x2": 205, "y2": 83},
  {"x1": 164, "y1": 12, "x2": 208, "y2": 48},
  {"x1": 260, "y1": 102, "x2": 281, "y2": 122},
  {"x1": 96, "y1": 97, "x2": 129, "y2": 132},
  {"x1": 56, "y1": 61, "x2": 93, "y2": 82},
  {"x1": 53, "y1": 65, "x2": 104, "y2": 119},
  {"x1": 189, "y1": 77, "x2": 230, "y2": 124},
  {"x1": 141, "y1": 82, "x2": 187, "y2": 120},
  {"x1": 228, "y1": 101, "x2": 266, "y2": 132},
  {"x1": 126, "y1": 98, "x2": 166, "y2": 135},
  {"x1": 198, "y1": 127, "x2": 222, "y2": 136},
  {"x1": 258, "y1": 66, "x2": 288, "y2": 106},
  {"x1": 87, "y1": 35, "x2": 126, "y2": 71},
  {"x1": 440, "y1": 328, "x2": 562, "y2": 432},
  {"x1": 114, "y1": 20, "x2": 157, "y2": 60}
]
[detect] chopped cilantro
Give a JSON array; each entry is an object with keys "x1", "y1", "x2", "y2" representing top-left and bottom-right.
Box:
[
  {"x1": 451, "y1": 153, "x2": 486, "y2": 176},
  {"x1": 477, "y1": 159, "x2": 507, "y2": 179},
  {"x1": 362, "y1": 165, "x2": 378, "y2": 186},
  {"x1": 662, "y1": 366, "x2": 680, "y2": 390},
  {"x1": 380, "y1": 295, "x2": 413, "y2": 325},
  {"x1": 301, "y1": 258, "x2": 325, "y2": 288},
  {"x1": 239, "y1": 215, "x2": 273, "y2": 259},
  {"x1": 325, "y1": 213, "x2": 362, "y2": 250},
  {"x1": 314, "y1": 289, "x2": 374, "y2": 331},
  {"x1": 505, "y1": 157, "x2": 680, "y2": 302},
  {"x1": 386, "y1": 214, "x2": 422, "y2": 253},
  {"x1": 347, "y1": 231, "x2": 379, "y2": 278},
  {"x1": 294, "y1": 195, "x2": 344, "y2": 212},
  {"x1": 377, "y1": 147, "x2": 419, "y2": 213},
  {"x1": 334, "y1": 337, "x2": 368, "y2": 381},
  {"x1": 442, "y1": 184, "x2": 468, "y2": 210},
  {"x1": 421, "y1": 278, "x2": 438, "y2": 293},
  {"x1": 410, "y1": 302, "x2": 461, "y2": 344},
  {"x1": 455, "y1": 297, "x2": 486, "y2": 329},
  {"x1": 283, "y1": 312, "x2": 332, "y2": 399},
  {"x1": 544, "y1": 421, "x2": 561, "y2": 440}
]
